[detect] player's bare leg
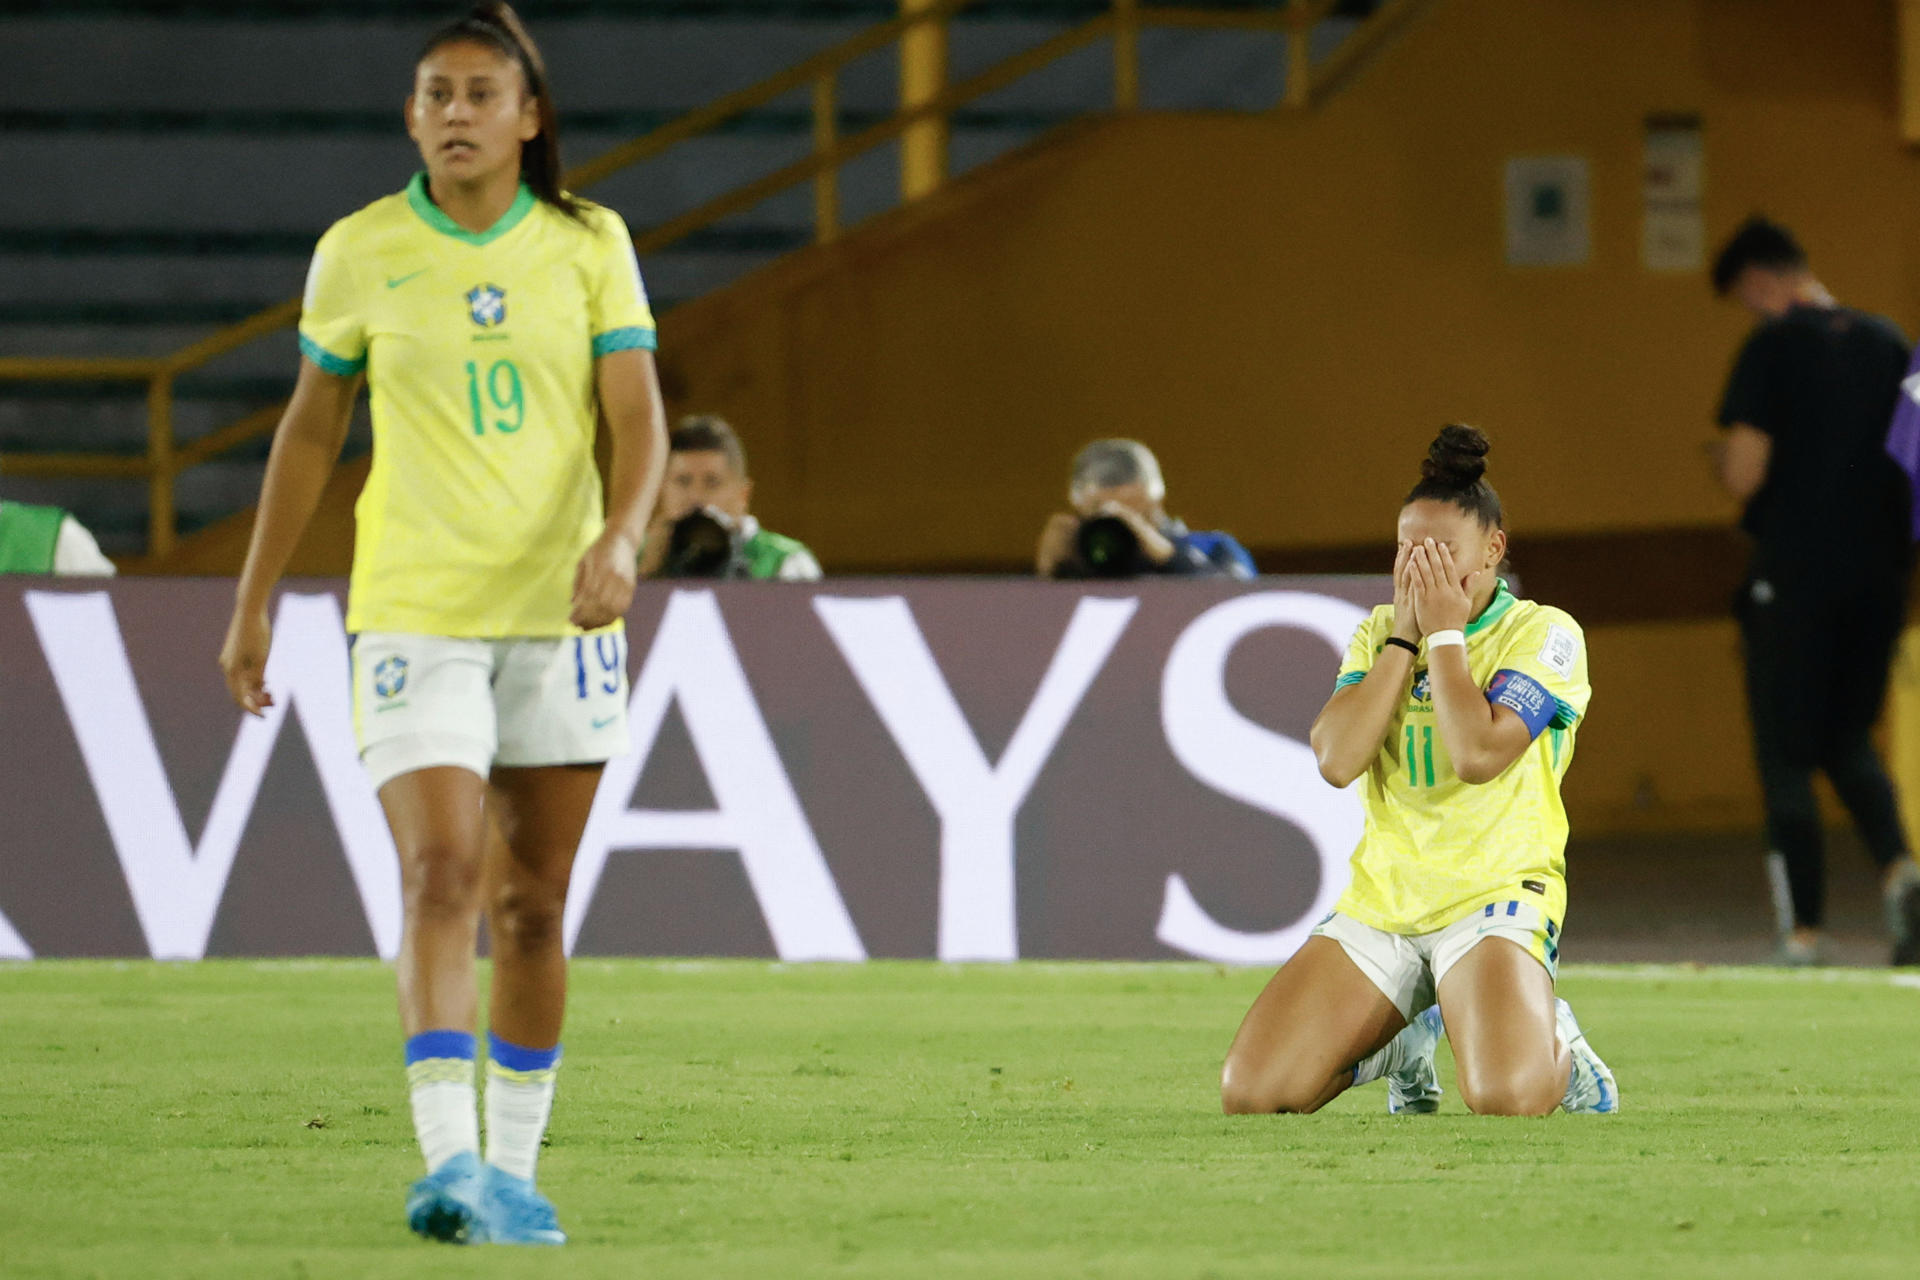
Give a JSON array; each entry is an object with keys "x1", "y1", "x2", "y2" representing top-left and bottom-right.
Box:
[
  {"x1": 1221, "y1": 938, "x2": 1405, "y2": 1114},
  {"x1": 383, "y1": 766, "x2": 492, "y2": 1036},
  {"x1": 484, "y1": 763, "x2": 601, "y2": 1047},
  {"x1": 379, "y1": 764, "x2": 492, "y2": 1240},
  {"x1": 1436, "y1": 937, "x2": 1566, "y2": 1116},
  {"x1": 470, "y1": 762, "x2": 604, "y2": 1246}
]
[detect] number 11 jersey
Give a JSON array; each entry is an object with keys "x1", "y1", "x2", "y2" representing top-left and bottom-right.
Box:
[
  {"x1": 298, "y1": 173, "x2": 657, "y2": 637},
  {"x1": 1329, "y1": 580, "x2": 1593, "y2": 936}
]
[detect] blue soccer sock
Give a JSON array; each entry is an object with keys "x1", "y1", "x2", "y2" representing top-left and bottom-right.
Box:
[
  {"x1": 404, "y1": 1030, "x2": 479, "y2": 1175},
  {"x1": 485, "y1": 1033, "x2": 561, "y2": 1182}
]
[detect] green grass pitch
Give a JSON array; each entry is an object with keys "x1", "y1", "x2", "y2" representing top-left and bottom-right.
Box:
[{"x1": 3, "y1": 960, "x2": 1918, "y2": 1279}]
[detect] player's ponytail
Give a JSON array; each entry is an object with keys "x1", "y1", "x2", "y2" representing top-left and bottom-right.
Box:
[
  {"x1": 419, "y1": 1, "x2": 586, "y2": 222},
  {"x1": 1405, "y1": 424, "x2": 1503, "y2": 530}
]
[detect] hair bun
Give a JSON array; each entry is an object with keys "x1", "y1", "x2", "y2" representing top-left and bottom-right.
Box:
[{"x1": 1420, "y1": 424, "x2": 1490, "y2": 489}]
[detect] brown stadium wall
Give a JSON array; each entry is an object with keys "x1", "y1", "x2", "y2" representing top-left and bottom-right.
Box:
[{"x1": 653, "y1": 0, "x2": 1920, "y2": 838}]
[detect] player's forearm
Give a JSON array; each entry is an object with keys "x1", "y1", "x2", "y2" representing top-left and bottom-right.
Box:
[
  {"x1": 1310, "y1": 650, "x2": 1413, "y2": 786},
  {"x1": 1427, "y1": 649, "x2": 1502, "y2": 783},
  {"x1": 603, "y1": 410, "x2": 665, "y2": 550},
  {"x1": 236, "y1": 433, "x2": 337, "y2": 609},
  {"x1": 596, "y1": 353, "x2": 668, "y2": 548}
]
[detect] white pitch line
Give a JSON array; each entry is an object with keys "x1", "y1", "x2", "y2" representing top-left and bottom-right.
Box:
[{"x1": 1562, "y1": 962, "x2": 1920, "y2": 988}]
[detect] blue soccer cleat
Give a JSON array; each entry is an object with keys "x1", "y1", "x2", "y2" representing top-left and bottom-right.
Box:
[
  {"x1": 1387, "y1": 1003, "x2": 1446, "y2": 1114},
  {"x1": 481, "y1": 1163, "x2": 567, "y2": 1246},
  {"x1": 1556, "y1": 997, "x2": 1619, "y2": 1115},
  {"x1": 406, "y1": 1150, "x2": 485, "y2": 1244}
]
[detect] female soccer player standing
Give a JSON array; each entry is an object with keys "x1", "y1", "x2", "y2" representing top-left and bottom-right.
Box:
[
  {"x1": 1220, "y1": 426, "x2": 1616, "y2": 1117},
  {"x1": 217, "y1": 3, "x2": 666, "y2": 1244}
]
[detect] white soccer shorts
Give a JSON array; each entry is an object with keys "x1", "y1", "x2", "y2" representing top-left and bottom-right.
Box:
[
  {"x1": 351, "y1": 631, "x2": 630, "y2": 793},
  {"x1": 1311, "y1": 900, "x2": 1561, "y2": 1021}
]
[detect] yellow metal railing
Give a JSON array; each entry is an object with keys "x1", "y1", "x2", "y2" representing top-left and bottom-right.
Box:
[{"x1": 0, "y1": 0, "x2": 1423, "y2": 561}]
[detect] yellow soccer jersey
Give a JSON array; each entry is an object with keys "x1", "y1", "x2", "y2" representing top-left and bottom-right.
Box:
[
  {"x1": 298, "y1": 173, "x2": 657, "y2": 637},
  {"x1": 1329, "y1": 580, "x2": 1592, "y2": 935}
]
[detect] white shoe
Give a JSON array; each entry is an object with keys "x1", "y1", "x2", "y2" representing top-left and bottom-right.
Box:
[
  {"x1": 1386, "y1": 1004, "x2": 1445, "y2": 1115},
  {"x1": 1556, "y1": 998, "x2": 1618, "y2": 1115},
  {"x1": 1769, "y1": 933, "x2": 1825, "y2": 968}
]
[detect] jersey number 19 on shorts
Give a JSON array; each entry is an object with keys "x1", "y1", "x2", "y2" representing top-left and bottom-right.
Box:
[{"x1": 573, "y1": 634, "x2": 623, "y2": 699}]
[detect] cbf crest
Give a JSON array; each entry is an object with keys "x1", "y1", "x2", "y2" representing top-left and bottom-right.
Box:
[
  {"x1": 373, "y1": 655, "x2": 409, "y2": 699},
  {"x1": 466, "y1": 283, "x2": 507, "y2": 327},
  {"x1": 1410, "y1": 669, "x2": 1431, "y2": 702}
]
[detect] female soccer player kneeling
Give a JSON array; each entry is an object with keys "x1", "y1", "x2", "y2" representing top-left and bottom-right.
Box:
[
  {"x1": 218, "y1": 2, "x2": 667, "y2": 1244},
  {"x1": 1221, "y1": 425, "x2": 1616, "y2": 1117}
]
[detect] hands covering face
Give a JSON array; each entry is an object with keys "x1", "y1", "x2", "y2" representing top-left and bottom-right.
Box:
[{"x1": 1394, "y1": 538, "x2": 1490, "y2": 639}]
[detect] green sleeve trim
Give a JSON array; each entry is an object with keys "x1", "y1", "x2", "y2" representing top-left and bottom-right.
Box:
[
  {"x1": 299, "y1": 334, "x2": 365, "y2": 377},
  {"x1": 592, "y1": 326, "x2": 657, "y2": 357},
  {"x1": 1334, "y1": 670, "x2": 1367, "y2": 691},
  {"x1": 1551, "y1": 697, "x2": 1580, "y2": 730}
]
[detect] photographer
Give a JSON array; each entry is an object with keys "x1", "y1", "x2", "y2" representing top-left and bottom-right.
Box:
[
  {"x1": 1036, "y1": 439, "x2": 1255, "y2": 580},
  {"x1": 639, "y1": 415, "x2": 822, "y2": 581}
]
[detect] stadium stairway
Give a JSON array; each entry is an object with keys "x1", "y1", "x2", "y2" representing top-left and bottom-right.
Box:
[{"x1": 0, "y1": 0, "x2": 1383, "y2": 558}]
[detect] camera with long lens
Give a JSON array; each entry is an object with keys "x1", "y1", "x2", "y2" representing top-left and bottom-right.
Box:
[
  {"x1": 663, "y1": 508, "x2": 744, "y2": 578},
  {"x1": 1074, "y1": 514, "x2": 1145, "y2": 578}
]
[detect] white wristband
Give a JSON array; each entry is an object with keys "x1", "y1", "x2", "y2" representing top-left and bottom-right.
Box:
[{"x1": 1426, "y1": 629, "x2": 1466, "y2": 650}]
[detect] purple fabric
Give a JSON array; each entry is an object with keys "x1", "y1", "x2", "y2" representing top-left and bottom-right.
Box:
[{"x1": 1885, "y1": 344, "x2": 1920, "y2": 543}]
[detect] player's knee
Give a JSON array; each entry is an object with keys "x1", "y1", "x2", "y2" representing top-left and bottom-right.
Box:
[
  {"x1": 489, "y1": 877, "x2": 566, "y2": 953},
  {"x1": 402, "y1": 842, "x2": 483, "y2": 920},
  {"x1": 1220, "y1": 1058, "x2": 1320, "y2": 1115},
  {"x1": 1457, "y1": 1068, "x2": 1557, "y2": 1117}
]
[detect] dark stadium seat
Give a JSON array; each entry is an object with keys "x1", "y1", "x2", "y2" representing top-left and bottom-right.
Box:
[{"x1": 0, "y1": 1, "x2": 1362, "y2": 552}]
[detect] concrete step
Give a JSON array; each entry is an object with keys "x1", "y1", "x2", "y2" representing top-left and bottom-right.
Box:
[
  {"x1": 0, "y1": 122, "x2": 1059, "y2": 246},
  {"x1": 0, "y1": 369, "x2": 301, "y2": 453},
  {"x1": 0, "y1": 16, "x2": 871, "y2": 112},
  {"x1": 0, "y1": 240, "x2": 787, "y2": 312},
  {"x1": 0, "y1": 18, "x2": 1309, "y2": 116}
]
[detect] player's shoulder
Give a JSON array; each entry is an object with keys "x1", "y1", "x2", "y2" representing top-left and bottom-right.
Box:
[
  {"x1": 1505, "y1": 596, "x2": 1583, "y2": 639},
  {"x1": 1495, "y1": 596, "x2": 1587, "y2": 684},
  {"x1": 1359, "y1": 603, "x2": 1395, "y2": 634},
  {"x1": 315, "y1": 189, "x2": 416, "y2": 255},
  {"x1": 551, "y1": 196, "x2": 631, "y2": 246}
]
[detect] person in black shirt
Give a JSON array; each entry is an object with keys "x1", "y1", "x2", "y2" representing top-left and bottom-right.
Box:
[{"x1": 1712, "y1": 216, "x2": 1920, "y2": 966}]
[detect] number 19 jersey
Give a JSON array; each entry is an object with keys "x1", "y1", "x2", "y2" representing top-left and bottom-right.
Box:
[
  {"x1": 298, "y1": 173, "x2": 657, "y2": 637},
  {"x1": 1329, "y1": 581, "x2": 1593, "y2": 936}
]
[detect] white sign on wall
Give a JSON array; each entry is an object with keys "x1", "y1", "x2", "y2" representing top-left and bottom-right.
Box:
[
  {"x1": 1642, "y1": 114, "x2": 1705, "y2": 272},
  {"x1": 1504, "y1": 155, "x2": 1591, "y2": 268}
]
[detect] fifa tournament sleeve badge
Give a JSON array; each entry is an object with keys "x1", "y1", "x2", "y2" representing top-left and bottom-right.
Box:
[{"x1": 1538, "y1": 624, "x2": 1579, "y2": 680}]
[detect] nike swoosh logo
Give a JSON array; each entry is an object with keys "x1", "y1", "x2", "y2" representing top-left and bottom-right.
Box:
[
  {"x1": 591, "y1": 715, "x2": 618, "y2": 730},
  {"x1": 386, "y1": 269, "x2": 428, "y2": 289}
]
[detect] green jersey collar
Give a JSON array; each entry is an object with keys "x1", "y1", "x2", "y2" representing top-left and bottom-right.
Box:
[
  {"x1": 1465, "y1": 577, "x2": 1516, "y2": 637},
  {"x1": 405, "y1": 172, "x2": 536, "y2": 246}
]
